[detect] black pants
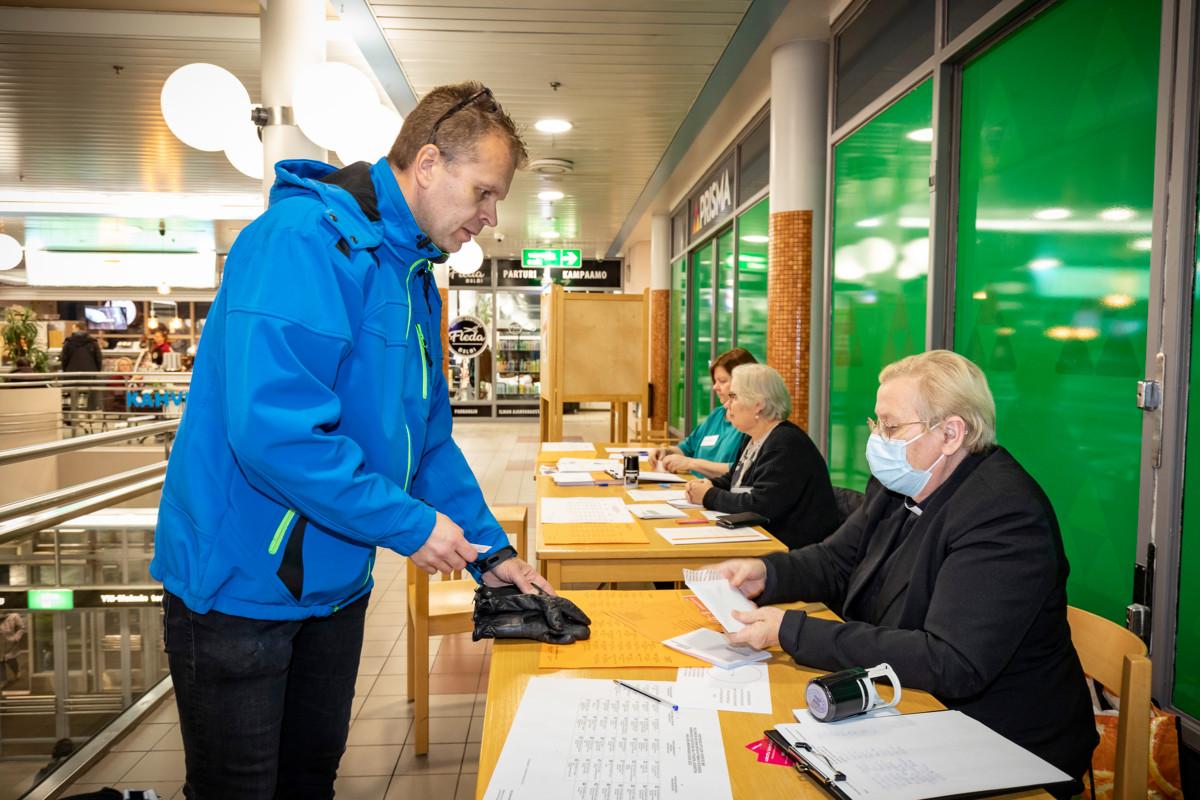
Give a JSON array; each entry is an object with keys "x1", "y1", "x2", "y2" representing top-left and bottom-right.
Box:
[{"x1": 163, "y1": 591, "x2": 367, "y2": 800}]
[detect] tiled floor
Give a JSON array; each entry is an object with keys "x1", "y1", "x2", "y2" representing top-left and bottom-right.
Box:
[{"x1": 63, "y1": 413, "x2": 613, "y2": 800}]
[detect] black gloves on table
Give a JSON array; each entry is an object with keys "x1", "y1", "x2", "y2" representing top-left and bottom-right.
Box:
[{"x1": 472, "y1": 585, "x2": 591, "y2": 644}]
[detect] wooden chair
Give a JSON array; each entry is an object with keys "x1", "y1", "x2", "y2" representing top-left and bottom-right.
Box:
[
  {"x1": 1067, "y1": 605, "x2": 1152, "y2": 800},
  {"x1": 406, "y1": 506, "x2": 528, "y2": 754}
]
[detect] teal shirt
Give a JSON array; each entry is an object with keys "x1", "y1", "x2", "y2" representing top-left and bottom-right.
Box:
[{"x1": 678, "y1": 406, "x2": 746, "y2": 477}]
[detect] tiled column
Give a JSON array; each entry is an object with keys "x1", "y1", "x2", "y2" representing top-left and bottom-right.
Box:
[
  {"x1": 648, "y1": 215, "x2": 671, "y2": 432},
  {"x1": 769, "y1": 39, "x2": 828, "y2": 431},
  {"x1": 435, "y1": 263, "x2": 450, "y2": 381}
]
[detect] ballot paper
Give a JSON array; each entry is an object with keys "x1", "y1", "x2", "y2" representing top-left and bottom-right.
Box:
[
  {"x1": 674, "y1": 664, "x2": 772, "y2": 714},
  {"x1": 662, "y1": 628, "x2": 770, "y2": 669},
  {"x1": 557, "y1": 457, "x2": 621, "y2": 472},
  {"x1": 774, "y1": 709, "x2": 1071, "y2": 800},
  {"x1": 657, "y1": 525, "x2": 770, "y2": 546},
  {"x1": 540, "y1": 497, "x2": 633, "y2": 525},
  {"x1": 683, "y1": 568, "x2": 759, "y2": 632},
  {"x1": 627, "y1": 489, "x2": 687, "y2": 502},
  {"x1": 626, "y1": 503, "x2": 687, "y2": 520},
  {"x1": 551, "y1": 472, "x2": 595, "y2": 486},
  {"x1": 482, "y1": 677, "x2": 733, "y2": 800},
  {"x1": 541, "y1": 441, "x2": 595, "y2": 452},
  {"x1": 638, "y1": 470, "x2": 687, "y2": 483}
]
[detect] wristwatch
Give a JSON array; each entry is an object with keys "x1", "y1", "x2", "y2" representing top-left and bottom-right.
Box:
[{"x1": 476, "y1": 545, "x2": 517, "y2": 574}]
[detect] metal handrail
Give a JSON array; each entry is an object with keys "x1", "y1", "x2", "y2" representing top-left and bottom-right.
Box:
[
  {"x1": 0, "y1": 462, "x2": 167, "y2": 522},
  {"x1": 0, "y1": 475, "x2": 165, "y2": 544},
  {"x1": 0, "y1": 419, "x2": 178, "y2": 467}
]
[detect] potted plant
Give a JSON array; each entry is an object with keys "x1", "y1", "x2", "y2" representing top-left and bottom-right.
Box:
[{"x1": 2, "y1": 305, "x2": 50, "y2": 372}]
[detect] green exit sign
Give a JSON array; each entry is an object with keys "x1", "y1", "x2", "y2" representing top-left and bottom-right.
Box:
[
  {"x1": 28, "y1": 589, "x2": 74, "y2": 610},
  {"x1": 521, "y1": 248, "x2": 582, "y2": 268}
]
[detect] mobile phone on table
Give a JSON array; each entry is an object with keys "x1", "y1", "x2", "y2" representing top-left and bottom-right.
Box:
[{"x1": 715, "y1": 511, "x2": 769, "y2": 529}]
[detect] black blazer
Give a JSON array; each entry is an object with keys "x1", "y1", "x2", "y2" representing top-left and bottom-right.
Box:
[
  {"x1": 702, "y1": 420, "x2": 840, "y2": 549},
  {"x1": 758, "y1": 446, "x2": 1097, "y2": 784}
]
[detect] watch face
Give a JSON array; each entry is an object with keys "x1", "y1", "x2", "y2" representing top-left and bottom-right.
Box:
[{"x1": 806, "y1": 681, "x2": 831, "y2": 720}]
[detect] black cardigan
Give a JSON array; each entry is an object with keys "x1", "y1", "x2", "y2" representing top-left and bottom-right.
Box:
[
  {"x1": 758, "y1": 446, "x2": 1097, "y2": 785},
  {"x1": 702, "y1": 420, "x2": 840, "y2": 549}
]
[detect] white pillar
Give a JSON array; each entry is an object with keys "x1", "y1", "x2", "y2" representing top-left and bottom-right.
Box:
[
  {"x1": 650, "y1": 215, "x2": 671, "y2": 291},
  {"x1": 260, "y1": 0, "x2": 326, "y2": 198}
]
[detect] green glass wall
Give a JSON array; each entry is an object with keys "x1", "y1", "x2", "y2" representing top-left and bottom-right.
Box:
[
  {"x1": 828, "y1": 80, "x2": 932, "y2": 491},
  {"x1": 736, "y1": 198, "x2": 770, "y2": 362},
  {"x1": 669, "y1": 258, "x2": 687, "y2": 432},
  {"x1": 715, "y1": 228, "x2": 736, "y2": 358},
  {"x1": 954, "y1": 0, "x2": 1159, "y2": 621},
  {"x1": 690, "y1": 244, "x2": 715, "y2": 425}
]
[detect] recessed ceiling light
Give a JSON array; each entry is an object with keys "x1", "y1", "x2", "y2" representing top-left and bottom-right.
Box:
[
  {"x1": 1099, "y1": 206, "x2": 1135, "y2": 222},
  {"x1": 906, "y1": 128, "x2": 933, "y2": 142},
  {"x1": 538, "y1": 189, "x2": 565, "y2": 201},
  {"x1": 741, "y1": 235, "x2": 768, "y2": 244},
  {"x1": 1033, "y1": 207, "x2": 1071, "y2": 220},
  {"x1": 535, "y1": 119, "x2": 572, "y2": 134}
]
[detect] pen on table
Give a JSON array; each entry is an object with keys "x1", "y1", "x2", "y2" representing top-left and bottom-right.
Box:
[
  {"x1": 613, "y1": 679, "x2": 679, "y2": 711},
  {"x1": 676, "y1": 519, "x2": 709, "y2": 526}
]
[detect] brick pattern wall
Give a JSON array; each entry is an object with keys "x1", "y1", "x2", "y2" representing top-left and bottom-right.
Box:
[
  {"x1": 439, "y1": 287, "x2": 449, "y2": 381},
  {"x1": 766, "y1": 209, "x2": 812, "y2": 427},
  {"x1": 649, "y1": 289, "x2": 669, "y2": 430}
]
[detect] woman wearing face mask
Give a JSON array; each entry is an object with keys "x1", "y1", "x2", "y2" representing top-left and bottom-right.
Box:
[
  {"x1": 707, "y1": 351, "x2": 1096, "y2": 798},
  {"x1": 651, "y1": 348, "x2": 757, "y2": 478},
  {"x1": 684, "y1": 364, "x2": 840, "y2": 549}
]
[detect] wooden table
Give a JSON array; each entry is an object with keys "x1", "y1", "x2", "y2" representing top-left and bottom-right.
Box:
[
  {"x1": 476, "y1": 591, "x2": 1051, "y2": 800},
  {"x1": 534, "y1": 472, "x2": 787, "y2": 585}
]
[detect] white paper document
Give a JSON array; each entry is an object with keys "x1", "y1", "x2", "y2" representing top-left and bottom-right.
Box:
[
  {"x1": 557, "y1": 457, "x2": 621, "y2": 472},
  {"x1": 606, "y1": 446, "x2": 651, "y2": 456},
  {"x1": 675, "y1": 665, "x2": 772, "y2": 714},
  {"x1": 667, "y1": 497, "x2": 704, "y2": 509},
  {"x1": 551, "y1": 472, "x2": 595, "y2": 486},
  {"x1": 662, "y1": 628, "x2": 770, "y2": 669},
  {"x1": 541, "y1": 441, "x2": 595, "y2": 452},
  {"x1": 627, "y1": 489, "x2": 687, "y2": 502},
  {"x1": 774, "y1": 709, "x2": 1071, "y2": 800},
  {"x1": 626, "y1": 503, "x2": 687, "y2": 520},
  {"x1": 683, "y1": 568, "x2": 759, "y2": 632},
  {"x1": 657, "y1": 525, "x2": 770, "y2": 546},
  {"x1": 638, "y1": 470, "x2": 687, "y2": 483},
  {"x1": 482, "y1": 677, "x2": 733, "y2": 800},
  {"x1": 540, "y1": 497, "x2": 633, "y2": 524}
]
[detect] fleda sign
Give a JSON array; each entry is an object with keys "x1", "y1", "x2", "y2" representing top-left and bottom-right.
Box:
[
  {"x1": 448, "y1": 315, "x2": 489, "y2": 359},
  {"x1": 690, "y1": 156, "x2": 735, "y2": 239}
]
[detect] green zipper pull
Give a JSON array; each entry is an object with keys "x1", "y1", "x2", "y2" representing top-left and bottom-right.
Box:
[
  {"x1": 416, "y1": 323, "x2": 430, "y2": 399},
  {"x1": 269, "y1": 509, "x2": 296, "y2": 555}
]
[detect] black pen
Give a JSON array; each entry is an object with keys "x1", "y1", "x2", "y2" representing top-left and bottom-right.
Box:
[{"x1": 612, "y1": 679, "x2": 679, "y2": 711}]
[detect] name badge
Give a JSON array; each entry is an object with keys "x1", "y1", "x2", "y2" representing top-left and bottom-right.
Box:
[{"x1": 700, "y1": 434, "x2": 719, "y2": 448}]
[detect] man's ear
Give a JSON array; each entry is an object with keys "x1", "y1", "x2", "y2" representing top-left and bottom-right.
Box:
[
  {"x1": 942, "y1": 415, "x2": 967, "y2": 454},
  {"x1": 412, "y1": 144, "x2": 440, "y2": 190}
]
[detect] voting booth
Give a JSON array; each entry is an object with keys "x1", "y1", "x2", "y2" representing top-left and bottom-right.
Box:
[{"x1": 538, "y1": 285, "x2": 649, "y2": 443}]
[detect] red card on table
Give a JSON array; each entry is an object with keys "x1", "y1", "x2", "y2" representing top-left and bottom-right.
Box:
[{"x1": 745, "y1": 737, "x2": 792, "y2": 766}]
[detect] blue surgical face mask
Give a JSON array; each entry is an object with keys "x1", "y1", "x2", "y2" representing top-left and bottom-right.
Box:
[{"x1": 865, "y1": 424, "x2": 944, "y2": 497}]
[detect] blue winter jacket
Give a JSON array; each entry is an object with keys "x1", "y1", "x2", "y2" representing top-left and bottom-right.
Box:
[{"x1": 150, "y1": 157, "x2": 509, "y2": 620}]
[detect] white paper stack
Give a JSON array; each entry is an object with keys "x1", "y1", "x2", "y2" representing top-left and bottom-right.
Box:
[
  {"x1": 625, "y1": 503, "x2": 687, "y2": 520},
  {"x1": 638, "y1": 470, "x2": 687, "y2": 483},
  {"x1": 657, "y1": 525, "x2": 769, "y2": 546},
  {"x1": 550, "y1": 472, "x2": 594, "y2": 487},
  {"x1": 539, "y1": 497, "x2": 633, "y2": 524},
  {"x1": 662, "y1": 628, "x2": 769, "y2": 670},
  {"x1": 627, "y1": 489, "x2": 687, "y2": 502},
  {"x1": 682, "y1": 568, "x2": 759, "y2": 632},
  {"x1": 556, "y1": 457, "x2": 621, "y2": 472}
]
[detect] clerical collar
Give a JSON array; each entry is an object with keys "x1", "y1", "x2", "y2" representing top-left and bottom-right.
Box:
[{"x1": 903, "y1": 497, "x2": 923, "y2": 516}]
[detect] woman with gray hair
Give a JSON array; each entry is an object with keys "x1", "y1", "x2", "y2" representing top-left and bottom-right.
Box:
[
  {"x1": 710, "y1": 351, "x2": 1096, "y2": 797},
  {"x1": 684, "y1": 363, "x2": 839, "y2": 549}
]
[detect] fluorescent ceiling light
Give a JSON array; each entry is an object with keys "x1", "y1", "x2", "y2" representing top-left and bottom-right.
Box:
[
  {"x1": 538, "y1": 189, "x2": 565, "y2": 202},
  {"x1": 24, "y1": 249, "x2": 217, "y2": 288},
  {"x1": 1131, "y1": 237, "x2": 1153, "y2": 251},
  {"x1": 1099, "y1": 206, "x2": 1136, "y2": 222},
  {"x1": 855, "y1": 218, "x2": 882, "y2": 228},
  {"x1": 906, "y1": 128, "x2": 933, "y2": 142},
  {"x1": 534, "y1": 119, "x2": 573, "y2": 134},
  {"x1": 0, "y1": 190, "x2": 263, "y2": 220},
  {"x1": 741, "y1": 234, "x2": 769, "y2": 244},
  {"x1": 1032, "y1": 207, "x2": 1072, "y2": 220}
]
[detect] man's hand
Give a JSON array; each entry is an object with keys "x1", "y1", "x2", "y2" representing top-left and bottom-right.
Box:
[
  {"x1": 727, "y1": 606, "x2": 785, "y2": 650},
  {"x1": 685, "y1": 479, "x2": 712, "y2": 505},
  {"x1": 482, "y1": 557, "x2": 556, "y2": 595},
  {"x1": 712, "y1": 558, "x2": 767, "y2": 599},
  {"x1": 660, "y1": 453, "x2": 691, "y2": 474},
  {"x1": 410, "y1": 512, "x2": 478, "y2": 575}
]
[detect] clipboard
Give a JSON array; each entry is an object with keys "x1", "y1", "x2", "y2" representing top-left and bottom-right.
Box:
[{"x1": 763, "y1": 729, "x2": 852, "y2": 800}]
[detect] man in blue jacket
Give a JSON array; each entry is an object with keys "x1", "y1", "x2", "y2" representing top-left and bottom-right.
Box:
[{"x1": 151, "y1": 81, "x2": 550, "y2": 799}]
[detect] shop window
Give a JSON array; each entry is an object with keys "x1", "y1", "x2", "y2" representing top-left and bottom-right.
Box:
[
  {"x1": 738, "y1": 118, "x2": 770, "y2": 203},
  {"x1": 835, "y1": 0, "x2": 935, "y2": 128}
]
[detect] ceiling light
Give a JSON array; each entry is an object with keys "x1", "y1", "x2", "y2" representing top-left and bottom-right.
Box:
[
  {"x1": 147, "y1": 318, "x2": 159, "y2": 330},
  {"x1": 161, "y1": 63, "x2": 251, "y2": 152},
  {"x1": 741, "y1": 234, "x2": 768, "y2": 244},
  {"x1": 856, "y1": 218, "x2": 882, "y2": 228},
  {"x1": 1099, "y1": 206, "x2": 1136, "y2": 222},
  {"x1": 292, "y1": 62, "x2": 377, "y2": 151},
  {"x1": 538, "y1": 189, "x2": 565, "y2": 202},
  {"x1": 157, "y1": 283, "x2": 172, "y2": 295},
  {"x1": 1102, "y1": 293, "x2": 1135, "y2": 309},
  {"x1": 335, "y1": 104, "x2": 403, "y2": 166},
  {"x1": 1028, "y1": 257, "x2": 1061, "y2": 271},
  {"x1": 1032, "y1": 207, "x2": 1071, "y2": 220},
  {"x1": 972, "y1": 290, "x2": 988, "y2": 300},
  {"x1": 0, "y1": 233, "x2": 23, "y2": 270},
  {"x1": 446, "y1": 238, "x2": 484, "y2": 275},
  {"x1": 1045, "y1": 325, "x2": 1073, "y2": 340},
  {"x1": 224, "y1": 119, "x2": 264, "y2": 180},
  {"x1": 1131, "y1": 237, "x2": 1153, "y2": 251},
  {"x1": 906, "y1": 128, "x2": 934, "y2": 142},
  {"x1": 534, "y1": 119, "x2": 573, "y2": 134}
]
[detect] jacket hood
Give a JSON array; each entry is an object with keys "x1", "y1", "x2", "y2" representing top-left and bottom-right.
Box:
[{"x1": 268, "y1": 159, "x2": 384, "y2": 250}]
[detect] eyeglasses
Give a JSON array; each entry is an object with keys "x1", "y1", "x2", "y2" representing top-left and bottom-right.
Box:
[
  {"x1": 866, "y1": 417, "x2": 925, "y2": 441},
  {"x1": 427, "y1": 87, "x2": 497, "y2": 146}
]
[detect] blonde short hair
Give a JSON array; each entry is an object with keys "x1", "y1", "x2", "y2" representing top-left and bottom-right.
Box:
[
  {"x1": 731, "y1": 363, "x2": 791, "y2": 421},
  {"x1": 878, "y1": 350, "x2": 996, "y2": 453}
]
